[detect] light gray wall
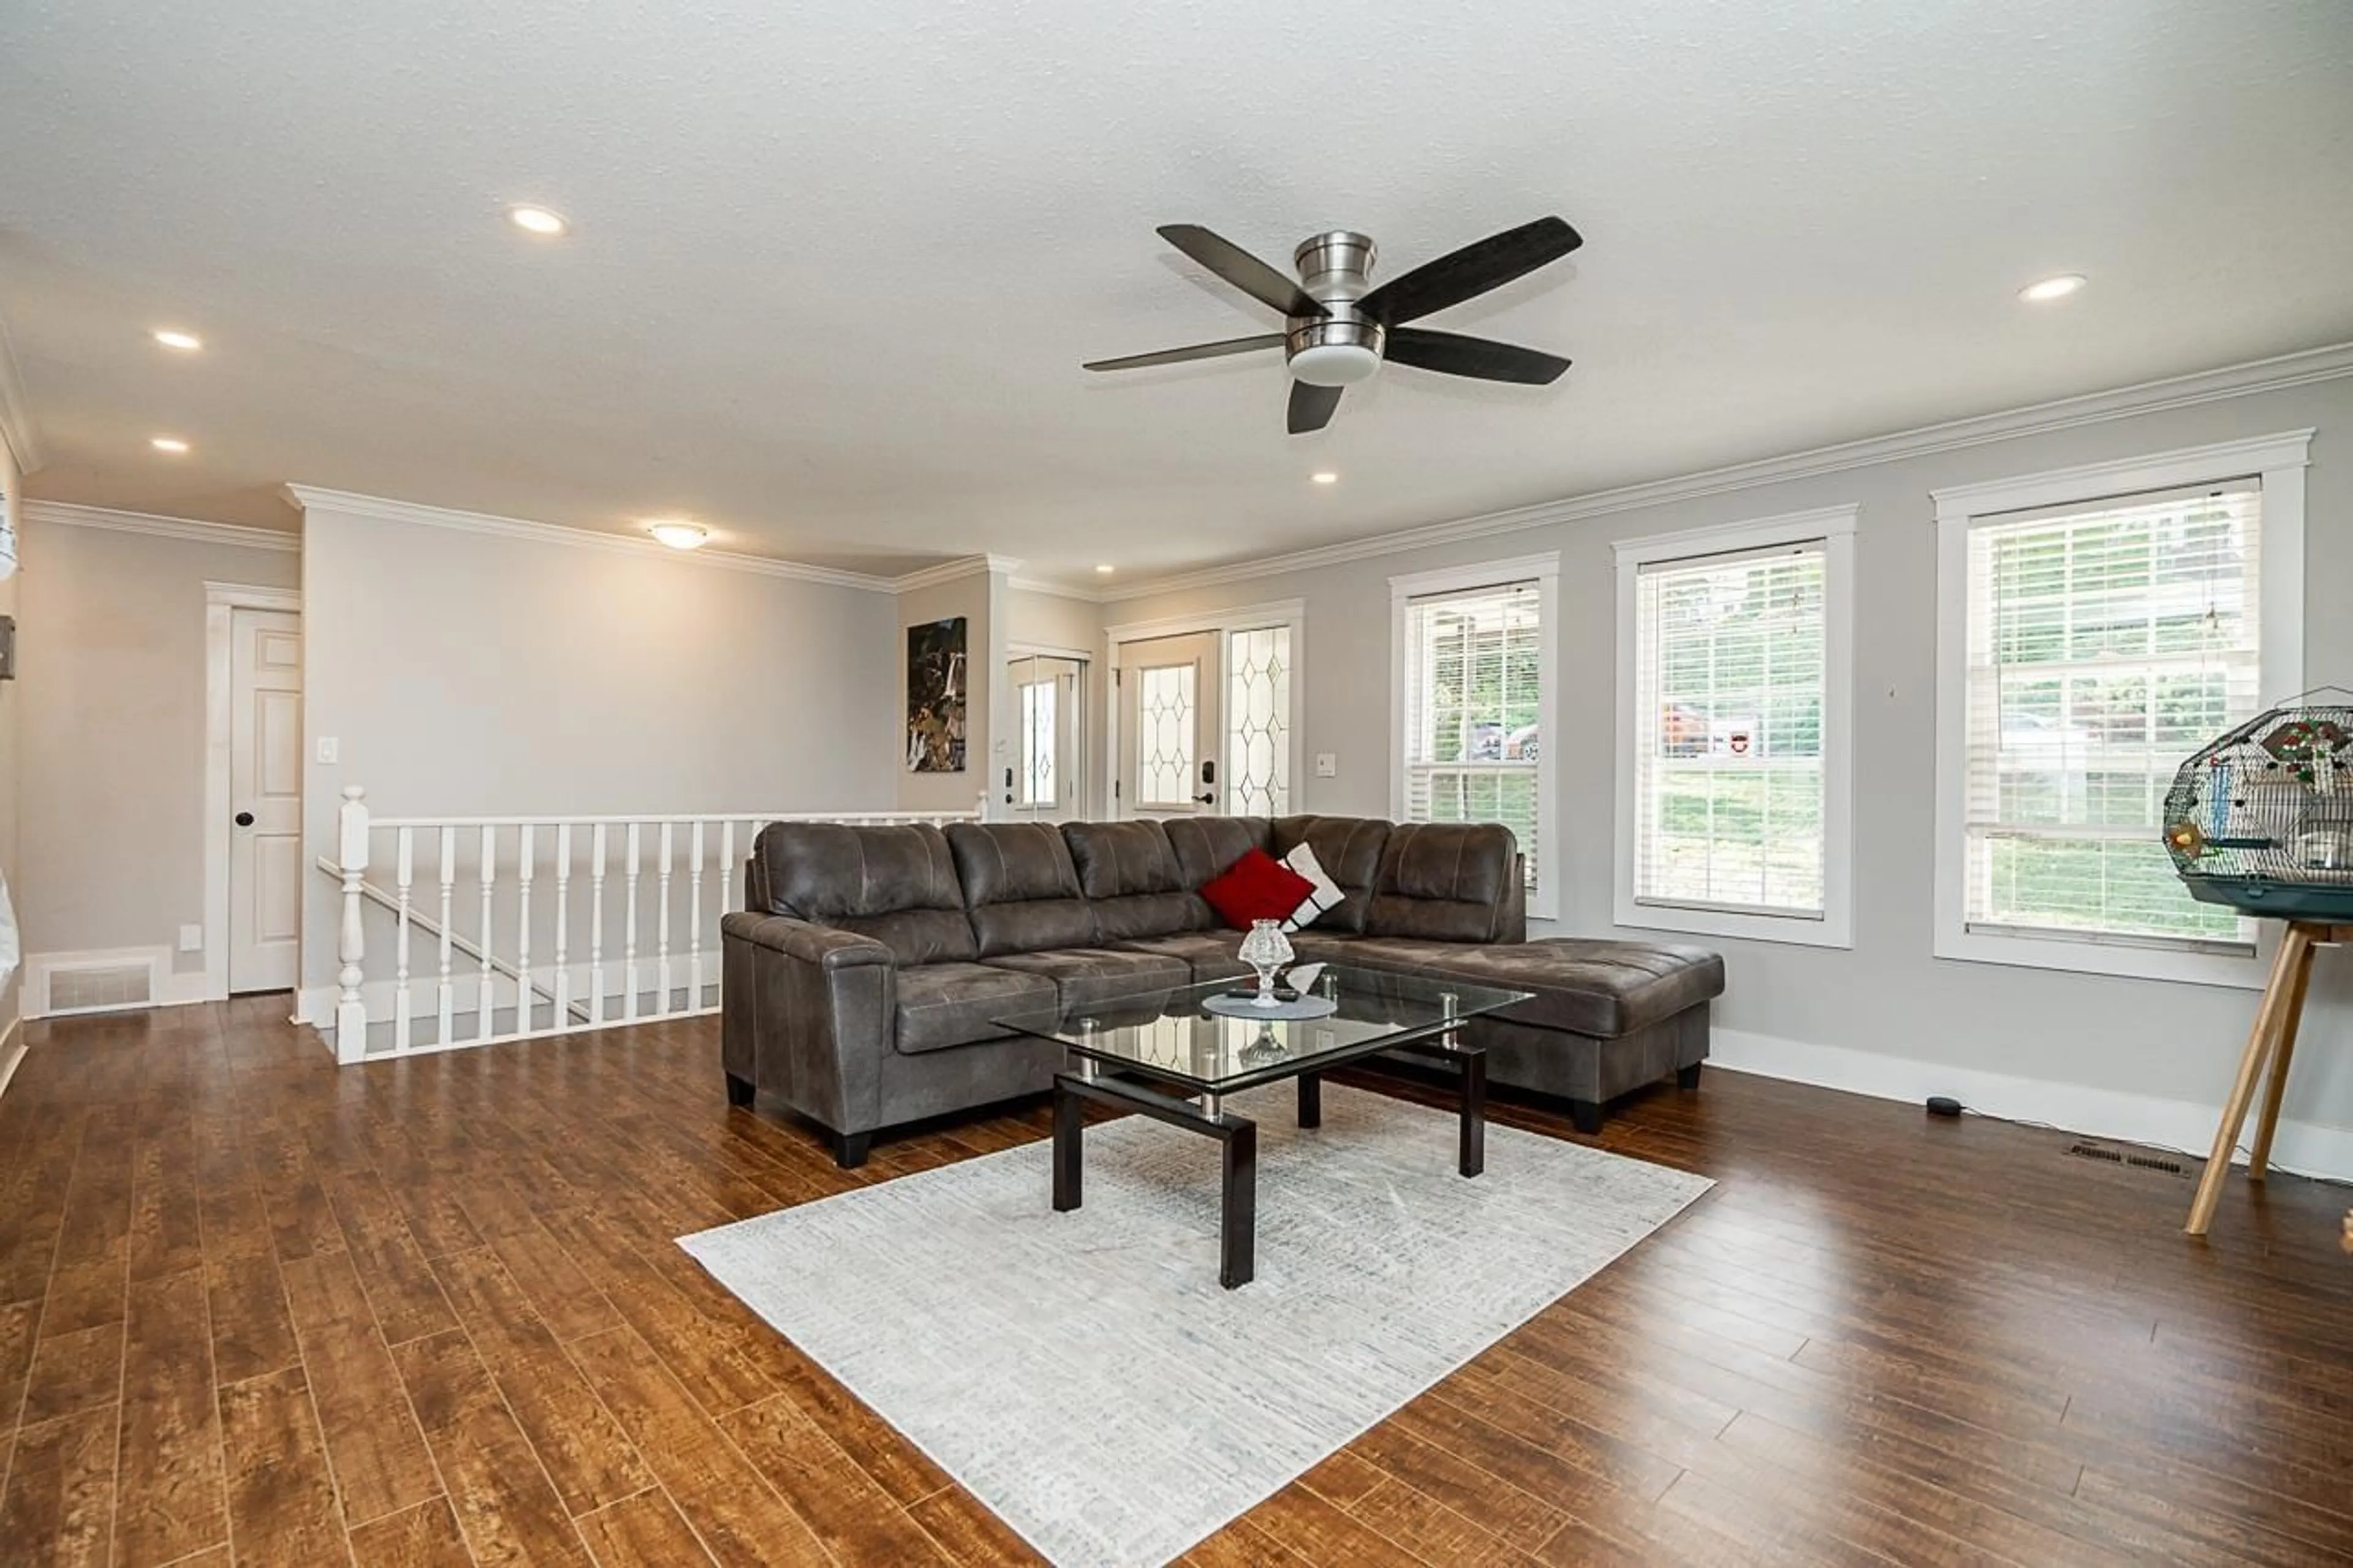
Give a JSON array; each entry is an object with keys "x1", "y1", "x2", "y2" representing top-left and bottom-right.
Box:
[
  {"x1": 0, "y1": 438, "x2": 21, "y2": 1035},
  {"x1": 15, "y1": 520, "x2": 301, "y2": 966},
  {"x1": 298, "y1": 505, "x2": 900, "y2": 989},
  {"x1": 1101, "y1": 377, "x2": 2353, "y2": 1138}
]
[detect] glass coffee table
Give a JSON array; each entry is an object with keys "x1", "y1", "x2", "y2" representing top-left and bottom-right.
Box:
[{"x1": 996, "y1": 964, "x2": 1533, "y2": 1288}]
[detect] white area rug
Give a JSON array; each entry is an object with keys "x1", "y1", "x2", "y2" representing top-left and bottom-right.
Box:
[{"x1": 680, "y1": 1083, "x2": 1711, "y2": 1566}]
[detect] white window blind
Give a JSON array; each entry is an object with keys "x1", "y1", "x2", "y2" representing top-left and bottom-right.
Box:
[
  {"x1": 1633, "y1": 542, "x2": 1828, "y2": 918},
  {"x1": 1402, "y1": 581, "x2": 1542, "y2": 890},
  {"x1": 1962, "y1": 480, "x2": 2262, "y2": 950}
]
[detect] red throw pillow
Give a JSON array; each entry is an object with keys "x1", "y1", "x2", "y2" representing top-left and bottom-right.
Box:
[{"x1": 1199, "y1": 848, "x2": 1317, "y2": 931}]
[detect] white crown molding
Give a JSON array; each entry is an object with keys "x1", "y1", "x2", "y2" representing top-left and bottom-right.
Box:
[
  {"x1": 1007, "y1": 575, "x2": 1108, "y2": 603},
  {"x1": 0, "y1": 312, "x2": 44, "y2": 475},
  {"x1": 892, "y1": 553, "x2": 1023, "y2": 593},
  {"x1": 1610, "y1": 502, "x2": 1859, "y2": 562},
  {"x1": 283, "y1": 484, "x2": 900, "y2": 591},
  {"x1": 25, "y1": 499, "x2": 300, "y2": 553},
  {"x1": 1099, "y1": 339, "x2": 2353, "y2": 602}
]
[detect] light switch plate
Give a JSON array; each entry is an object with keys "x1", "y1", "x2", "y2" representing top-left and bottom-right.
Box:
[
  {"x1": 1314, "y1": 752, "x2": 1338, "y2": 778},
  {"x1": 316, "y1": 736, "x2": 339, "y2": 765},
  {"x1": 178, "y1": 924, "x2": 204, "y2": 953}
]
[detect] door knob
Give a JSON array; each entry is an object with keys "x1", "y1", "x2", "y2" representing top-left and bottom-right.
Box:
[
  {"x1": 234, "y1": 811, "x2": 255, "y2": 827},
  {"x1": 1193, "y1": 792, "x2": 1216, "y2": 805}
]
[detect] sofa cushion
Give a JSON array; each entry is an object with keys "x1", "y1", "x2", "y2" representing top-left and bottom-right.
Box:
[
  {"x1": 1270, "y1": 816, "x2": 1389, "y2": 934},
  {"x1": 979, "y1": 948, "x2": 1189, "y2": 1012},
  {"x1": 1293, "y1": 934, "x2": 1724, "y2": 1039},
  {"x1": 1363, "y1": 822, "x2": 1518, "y2": 944},
  {"x1": 1164, "y1": 817, "x2": 1270, "y2": 890},
  {"x1": 1062, "y1": 820, "x2": 1213, "y2": 941},
  {"x1": 1112, "y1": 930, "x2": 1252, "y2": 983},
  {"x1": 893, "y1": 962, "x2": 1060, "y2": 1055},
  {"x1": 1200, "y1": 848, "x2": 1316, "y2": 930},
  {"x1": 944, "y1": 822, "x2": 1100, "y2": 957},
  {"x1": 754, "y1": 821, "x2": 977, "y2": 965}
]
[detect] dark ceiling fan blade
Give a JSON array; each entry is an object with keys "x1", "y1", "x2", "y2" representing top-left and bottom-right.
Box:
[
  {"x1": 1158, "y1": 224, "x2": 1330, "y2": 319},
  {"x1": 1287, "y1": 381, "x2": 1343, "y2": 434},
  {"x1": 1384, "y1": 327, "x2": 1571, "y2": 385},
  {"x1": 1357, "y1": 216, "x2": 1584, "y2": 326},
  {"x1": 1083, "y1": 334, "x2": 1285, "y2": 372}
]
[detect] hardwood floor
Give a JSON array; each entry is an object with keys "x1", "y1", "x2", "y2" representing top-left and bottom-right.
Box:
[{"x1": 3, "y1": 996, "x2": 2351, "y2": 1566}]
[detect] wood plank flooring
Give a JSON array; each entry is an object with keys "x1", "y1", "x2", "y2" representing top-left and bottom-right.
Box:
[{"x1": 3, "y1": 994, "x2": 2351, "y2": 1564}]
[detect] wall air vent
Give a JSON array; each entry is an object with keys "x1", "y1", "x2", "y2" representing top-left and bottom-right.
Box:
[{"x1": 39, "y1": 958, "x2": 157, "y2": 1016}]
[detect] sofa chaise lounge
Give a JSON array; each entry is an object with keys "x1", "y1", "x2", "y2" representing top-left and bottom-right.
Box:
[{"x1": 720, "y1": 814, "x2": 1724, "y2": 1165}]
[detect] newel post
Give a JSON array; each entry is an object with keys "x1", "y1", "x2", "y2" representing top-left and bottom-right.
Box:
[{"x1": 335, "y1": 784, "x2": 369, "y2": 1064}]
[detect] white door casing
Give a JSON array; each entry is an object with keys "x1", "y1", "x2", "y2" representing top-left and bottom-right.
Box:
[
  {"x1": 229, "y1": 607, "x2": 302, "y2": 991},
  {"x1": 1116, "y1": 631, "x2": 1221, "y2": 817},
  {"x1": 1006, "y1": 654, "x2": 1086, "y2": 820}
]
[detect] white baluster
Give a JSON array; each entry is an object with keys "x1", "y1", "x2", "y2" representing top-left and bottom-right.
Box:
[
  {"x1": 515, "y1": 823, "x2": 536, "y2": 1036},
  {"x1": 553, "y1": 824, "x2": 573, "y2": 1029},
  {"x1": 716, "y1": 819, "x2": 737, "y2": 1009},
  {"x1": 436, "y1": 827, "x2": 456, "y2": 1046},
  {"x1": 393, "y1": 827, "x2": 414, "y2": 1052},
  {"x1": 589, "y1": 824, "x2": 608, "y2": 1026},
  {"x1": 477, "y1": 825, "x2": 496, "y2": 1042},
  {"x1": 334, "y1": 786, "x2": 369, "y2": 1064},
  {"x1": 623, "y1": 823, "x2": 642, "y2": 1023},
  {"x1": 688, "y1": 820, "x2": 707, "y2": 1011},
  {"x1": 656, "y1": 821, "x2": 675, "y2": 1015}
]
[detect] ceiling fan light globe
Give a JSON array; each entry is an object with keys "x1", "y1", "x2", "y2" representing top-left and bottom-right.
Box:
[{"x1": 1290, "y1": 343, "x2": 1381, "y2": 387}]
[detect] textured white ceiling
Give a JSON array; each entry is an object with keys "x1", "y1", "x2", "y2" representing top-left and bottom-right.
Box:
[{"x1": 2, "y1": 0, "x2": 2349, "y2": 583}]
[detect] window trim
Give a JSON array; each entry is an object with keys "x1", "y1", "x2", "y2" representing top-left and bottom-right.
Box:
[
  {"x1": 1390, "y1": 554, "x2": 1560, "y2": 921},
  {"x1": 1612, "y1": 506, "x2": 1858, "y2": 949},
  {"x1": 1930, "y1": 430, "x2": 2311, "y2": 988}
]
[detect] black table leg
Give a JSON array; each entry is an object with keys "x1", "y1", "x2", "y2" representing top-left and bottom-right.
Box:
[
  {"x1": 1052, "y1": 1081, "x2": 1084, "y2": 1212},
  {"x1": 1459, "y1": 1048, "x2": 1486, "y2": 1178},
  {"x1": 1298, "y1": 1071, "x2": 1322, "y2": 1129},
  {"x1": 1221, "y1": 1119, "x2": 1257, "y2": 1289}
]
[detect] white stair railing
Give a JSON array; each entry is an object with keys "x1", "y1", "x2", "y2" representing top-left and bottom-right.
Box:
[{"x1": 322, "y1": 786, "x2": 983, "y2": 1064}]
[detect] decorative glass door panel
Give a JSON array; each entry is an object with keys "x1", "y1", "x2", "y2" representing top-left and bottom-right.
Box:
[
  {"x1": 1225, "y1": 624, "x2": 1293, "y2": 816},
  {"x1": 1118, "y1": 632, "x2": 1221, "y2": 816}
]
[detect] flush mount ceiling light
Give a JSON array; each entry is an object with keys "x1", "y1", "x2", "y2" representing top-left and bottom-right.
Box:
[
  {"x1": 1094, "y1": 564, "x2": 1116, "y2": 575},
  {"x1": 1311, "y1": 471, "x2": 1339, "y2": 484},
  {"x1": 150, "y1": 435, "x2": 191, "y2": 453},
  {"x1": 647, "y1": 521, "x2": 708, "y2": 550},
  {"x1": 2018, "y1": 273, "x2": 2087, "y2": 303},
  {"x1": 152, "y1": 328, "x2": 203, "y2": 351},
  {"x1": 507, "y1": 204, "x2": 569, "y2": 237}
]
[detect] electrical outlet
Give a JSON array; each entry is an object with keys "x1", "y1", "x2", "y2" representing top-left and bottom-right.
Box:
[
  {"x1": 178, "y1": 924, "x2": 204, "y2": 953},
  {"x1": 316, "y1": 736, "x2": 339, "y2": 765},
  {"x1": 1314, "y1": 752, "x2": 1338, "y2": 778}
]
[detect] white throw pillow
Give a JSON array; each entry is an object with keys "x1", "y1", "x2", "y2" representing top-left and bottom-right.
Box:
[{"x1": 1281, "y1": 842, "x2": 1344, "y2": 931}]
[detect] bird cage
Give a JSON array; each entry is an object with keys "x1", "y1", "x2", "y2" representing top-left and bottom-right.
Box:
[{"x1": 2162, "y1": 689, "x2": 2353, "y2": 921}]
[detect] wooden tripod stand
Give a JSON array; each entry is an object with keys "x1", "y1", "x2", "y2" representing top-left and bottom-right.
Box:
[{"x1": 2185, "y1": 920, "x2": 2350, "y2": 1236}]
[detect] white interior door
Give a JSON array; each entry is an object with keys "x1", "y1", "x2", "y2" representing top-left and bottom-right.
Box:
[
  {"x1": 229, "y1": 608, "x2": 301, "y2": 992},
  {"x1": 1116, "y1": 631, "x2": 1221, "y2": 817},
  {"x1": 1006, "y1": 654, "x2": 1086, "y2": 820}
]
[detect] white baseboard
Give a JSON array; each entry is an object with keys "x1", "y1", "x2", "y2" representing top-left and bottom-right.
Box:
[{"x1": 1710, "y1": 1028, "x2": 2353, "y2": 1184}]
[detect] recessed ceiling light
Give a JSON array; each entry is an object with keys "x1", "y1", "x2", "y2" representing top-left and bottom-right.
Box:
[
  {"x1": 150, "y1": 436, "x2": 191, "y2": 454},
  {"x1": 1094, "y1": 564, "x2": 1116, "y2": 575},
  {"x1": 2018, "y1": 273, "x2": 2086, "y2": 303},
  {"x1": 507, "y1": 205, "x2": 569, "y2": 237},
  {"x1": 1311, "y1": 471, "x2": 1339, "y2": 485},
  {"x1": 152, "y1": 328, "x2": 203, "y2": 351},
  {"x1": 647, "y1": 521, "x2": 708, "y2": 551}
]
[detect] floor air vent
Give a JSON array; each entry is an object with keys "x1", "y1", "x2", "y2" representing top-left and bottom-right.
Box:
[
  {"x1": 43, "y1": 961, "x2": 156, "y2": 1015},
  {"x1": 2067, "y1": 1141, "x2": 2185, "y2": 1176}
]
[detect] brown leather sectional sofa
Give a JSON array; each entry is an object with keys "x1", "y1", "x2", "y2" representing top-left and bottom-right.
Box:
[{"x1": 720, "y1": 814, "x2": 1724, "y2": 1165}]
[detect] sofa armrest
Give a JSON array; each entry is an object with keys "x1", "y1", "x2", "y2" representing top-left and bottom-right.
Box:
[
  {"x1": 720, "y1": 914, "x2": 894, "y2": 1137},
  {"x1": 722, "y1": 911, "x2": 893, "y2": 969}
]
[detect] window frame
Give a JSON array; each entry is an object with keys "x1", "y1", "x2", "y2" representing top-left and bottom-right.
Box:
[
  {"x1": 1930, "y1": 430, "x2": 2311, "y2": 988},
  {"x1": 1389, "y1": 553, "x2": 1561, "y2": 922},
  {"x1": 1612, "y1": 507, "x2": 1858, "y2": 949}
]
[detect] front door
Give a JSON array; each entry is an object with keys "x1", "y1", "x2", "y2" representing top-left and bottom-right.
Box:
[
  {"x1": 1006, "y1": 654, "x2": 1086, "y2": 820},
  {"x1": 1116, "y1": 631, "x2": 1221, "y2": 817},
  {"x1": 229, "y1": 607, "x2": 302, "y2": 992}
]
